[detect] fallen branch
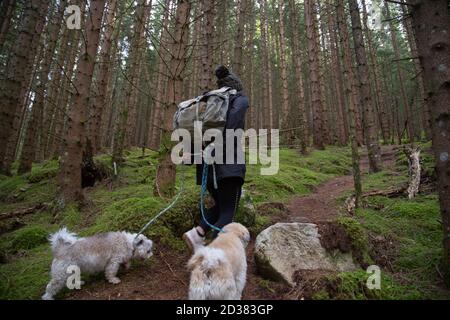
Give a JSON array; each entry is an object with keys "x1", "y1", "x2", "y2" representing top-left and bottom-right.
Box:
[
  {"x1": 344, "y1": 186, "x2": 408, "y2": 214},
  {"x1": 361, "y1": 186, "x2": 408, "y2": 198},
  {"x1": 158, "y1": 250, "x2": 187, "y2": 286},
  {"x1": 0, "y1": 203, "x2": 49, "y2": 221}
]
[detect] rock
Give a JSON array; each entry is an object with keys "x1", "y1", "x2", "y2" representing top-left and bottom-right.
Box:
[{"x1": 254, "y1": 223, "x2": 358, "y2": 286}]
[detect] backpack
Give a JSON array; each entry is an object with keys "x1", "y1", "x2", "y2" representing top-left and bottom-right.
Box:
[{"x1": 173, "y1": 87, "x2": 237, "y2": 136}]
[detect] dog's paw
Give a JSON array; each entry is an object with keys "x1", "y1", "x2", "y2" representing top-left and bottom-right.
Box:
[
  {"x1": 42, "y1": 294, "x2": 54, "y2": 300},
  {"x1": 108, "y1": 277, "x2": 121, "y2": 285}
]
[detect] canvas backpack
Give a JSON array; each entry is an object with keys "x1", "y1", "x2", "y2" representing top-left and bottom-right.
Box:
[{"x1": 173, "y1": 87, "x2": 237, "y2": 136}]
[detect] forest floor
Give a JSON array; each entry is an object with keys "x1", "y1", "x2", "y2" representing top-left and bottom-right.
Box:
[
  {"x1": 64, "y1": 146, "x2": 396, "y2": 300},
  {"x1": 0, "y1": 144, "x2": 449, "y2": 300}
]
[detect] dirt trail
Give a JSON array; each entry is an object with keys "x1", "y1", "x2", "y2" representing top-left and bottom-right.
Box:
[
  {"x1": 68, "y1": 146, "x2": 397, "y2": 300},
  {"x1": 287, "y1": 146, "x2": 397, "y2": 223}
]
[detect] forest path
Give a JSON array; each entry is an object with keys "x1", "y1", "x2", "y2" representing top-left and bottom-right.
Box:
[{"x1": 67, "y1": 145, "x2": 397, "y2": 300}]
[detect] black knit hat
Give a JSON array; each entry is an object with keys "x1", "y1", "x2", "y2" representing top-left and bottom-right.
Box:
[{"x1": 215, "y1": 65, "x2": 243, "y2": 92}]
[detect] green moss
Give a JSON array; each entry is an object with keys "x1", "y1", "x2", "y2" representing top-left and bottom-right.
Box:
[
  {"x1": 26, "y1": 160, "x2": 59, "y2": 184},
  {"x1": 356, "y1": 173, "x2": 448, "y2": 298},
  {"x1": 249, "y1": 214, "x2": 271, "y2": 236},
  {"x1": 328, "y1": 270, "x2": 422, "y2": 300},
  {"x1": 0, "y1": 246, "x2": 51, "y2": 299},
  {"x1": 11, "y1": 226, "x2": 48, "y2": 251},
  {"x1": 91, "y1": 190, "x2": 198, "y2": 251},
  {"x1": 337, "y1": 217, "x2": 369, "y2": 255},
  {"x1": 0, "y1": 175, "x2": 28, "y2": 201},
  {"x1": 59, "y1": 204, "x2": 83, "y2": 230},
  {"x1": 312, "y1": 290, "x2": 330, "y2": 300},
  {"x1": 246, "y1": 147, "x2": 351, "y2": 204}
]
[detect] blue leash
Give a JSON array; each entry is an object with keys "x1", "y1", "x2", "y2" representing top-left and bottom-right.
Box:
[{"x1": 200, "y1": 164, "x2": 225, "y2": 234}]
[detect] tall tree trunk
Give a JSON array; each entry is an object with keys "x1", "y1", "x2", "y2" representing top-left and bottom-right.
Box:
[
  {"x1": 0, "y1": 0, "x2": 50, "y2": 175},
  {"x1": 361, "y1": 0, "x2": 389, "y2": 145},
  {"x1": 336, "y1": 0, "x2": 362, "y2": 207},
  {"x1": 324, "y1": 1, "x2": 347, "y2": 146},
  {"x1": 400, "y1": 0, "x2": 431, "y2": 140},
  {"x1": 112, "y1": 0, "x2": 152, "y2": 163},
  {"x1": 258, "y1": 0, "x2": 273, "y2": 130},
  {"x1": 305, "y1": 0, "x2": 325, "y2": 150},
  {"x1": 408, "y1": 0, "x2": 450, "y2": 285},
  {"x1": 0, "y1": 0, "x2": 16, "y2": 50},
  {"x1": 57, "y1": 0, "x2": 106, "y2": 205},
  {"x1": 233, "y1": 0, "x2": 247, "y2": 77},
  {"x1": 18, "y1": 1, "x2": 67, "y2": 174},
  {"x1": 89, "y1": 0, "x2": 118, "y2": 155},
  {"x1": 148, "y1": 0, "x2": 172, "y2": 151},
  {"x1": 199, "y1": 0, "x2": 214, "y2": 92},
  {"x1": 288, "y1": 0, "x2": 307, "y2": 153},
  {"x1": 154, "y1": 0, "x2": 191, "y2": 197},
  {"x1": 348, "y1": 0, "x2": 382, "y2": 172},
  {"x1": 244, "y1": 0, "x2": 256, "y2": 129},
  {"x1": 385, "y1": 1, "x2": 415, "y2": 143},
  {"x1": 47, "y1": 25, "x2": 82, "y2": 159},
  {"x1": 277, "y1": 0, "x2": 290, "y2": 136}
]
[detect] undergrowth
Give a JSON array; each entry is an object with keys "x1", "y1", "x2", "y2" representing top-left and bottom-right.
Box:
[{"x1": 0, "y1": 146, "x2": 352, "y2": 299}]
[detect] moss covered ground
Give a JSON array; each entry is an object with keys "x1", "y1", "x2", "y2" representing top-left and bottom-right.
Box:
[
  {"x1": 0, "y1": 143, "x2": 448, "y2": 300},
  {"x1": 0, "y1": 146, "x2": 352, "y2": 299}
]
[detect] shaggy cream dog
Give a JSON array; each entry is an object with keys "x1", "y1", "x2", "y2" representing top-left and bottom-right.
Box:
[
  {"x1": 187, "y1": 223, "x2": 250, "y2": 300},
  {"x1": 42, "y1": 228, "x2": 153, "y2": 300}
]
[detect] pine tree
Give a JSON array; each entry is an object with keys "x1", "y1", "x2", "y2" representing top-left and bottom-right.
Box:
[{"x1": 57, "y1": 0, "x2": 106, "y2": 205}]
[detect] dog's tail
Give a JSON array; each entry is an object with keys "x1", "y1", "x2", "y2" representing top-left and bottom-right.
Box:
[
  {"x1": 188, "y1": 247, "x2": 238, "y2": 300},
  {"x1": 49, "y1": 227, "x2": 78, "y2": 254}
]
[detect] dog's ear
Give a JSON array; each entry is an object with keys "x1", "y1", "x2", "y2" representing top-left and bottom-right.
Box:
[
  {"x1": 236, "y1": 224, "x2": 250, "y2": 243},
  {"x1": 133, "y1": 235, "x2": 145, "y2": 247}
]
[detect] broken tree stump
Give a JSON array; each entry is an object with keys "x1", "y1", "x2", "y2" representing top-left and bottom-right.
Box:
[{"x1": 404, "y1": 146, "x2": 421, "y2": 199}]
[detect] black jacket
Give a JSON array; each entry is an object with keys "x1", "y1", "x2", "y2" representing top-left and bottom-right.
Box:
[{"x1": 196, "y1": 92, "x2": 249, "y2": 186}]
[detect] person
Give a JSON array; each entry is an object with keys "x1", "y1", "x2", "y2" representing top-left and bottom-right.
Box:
[{"x1": 183, "y1": 65, "x2": 249, "y2": 252}]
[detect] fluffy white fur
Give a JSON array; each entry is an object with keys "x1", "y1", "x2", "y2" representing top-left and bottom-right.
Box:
[
  {"x1": 42, "y1": 228, "x2": 153, "y2": 300},
  {"x1": 187, "y1": 223, "x2": 250, "y2": 300}
]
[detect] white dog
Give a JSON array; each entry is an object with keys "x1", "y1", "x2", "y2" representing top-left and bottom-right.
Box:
[
  {"x1": 42, "y1": 228, "x2": 153, "y2": 300},
  {"x1": 187, "y1": 223, "x2": 250, "y2": 300}
]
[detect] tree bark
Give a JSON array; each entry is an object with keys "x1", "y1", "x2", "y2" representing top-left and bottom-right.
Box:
[
  {"x1": 199, "y1": 0, "x2": 215, "y2": 92},
  {"x1": 278, "y1": 0, "x2": 290, "y2": 134},
  {"x1": 400, "y1": 0, "x2": 431, "y2": 140},
  {"x1": 0, "y1": 0, "x2": 50, "y2": 175},
  {"x1": 57, "y1": 0, "x2": 106, "y2": 205},
  {"x1": 233, "y1": 0, "x2": 247, "y2": 77},
  {"x1": 259, "y1": 0, "x2": 274, "y2": 130},
  {"x1": 148, "y1": 0, "x2": 172, "y2": 151},
  {"x1": 289, "y1": 0, "x2": 307, "y2": 153},
  {"x1": 305, "y1": 0, "x2": 325, "y2": 150},
  {"x1": 112, "y1": 0, "x2": 152, "y2": 163},
  {"x1": 361, "y1": 0, "x2": 390, "y2": 145},
  {"x1": 18, "y1": 1, "x2": 67, "y2": 174},
  {"x1": 336, "y1": 0, "x2": 362, "y2": 207},
  {"x1": 326, "y1": 1, "x2": 347, "y2": 146},
  {"x1": 89, "y1": 0, "x2": 118, "y2": 155},
  {"x1": 408, "y1": 0, "x2": 450, "y2": 285},
  {"x1": 385, "y1": 1, "x2": 415, "y2": 143},
  {"x1": 154, "y1": 0, "x2": 191, "y2": 197},
  {"x1": 348, "y1": 0, "x2": 382, "y2": 173},
  {"x1": 0, "y1": 0, "x2": 16, "y2": 50}
]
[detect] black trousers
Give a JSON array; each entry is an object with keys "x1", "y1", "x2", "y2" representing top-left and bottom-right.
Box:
[{"x1": 199, "y1": 177, "x2": 243, "y2": 237}]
